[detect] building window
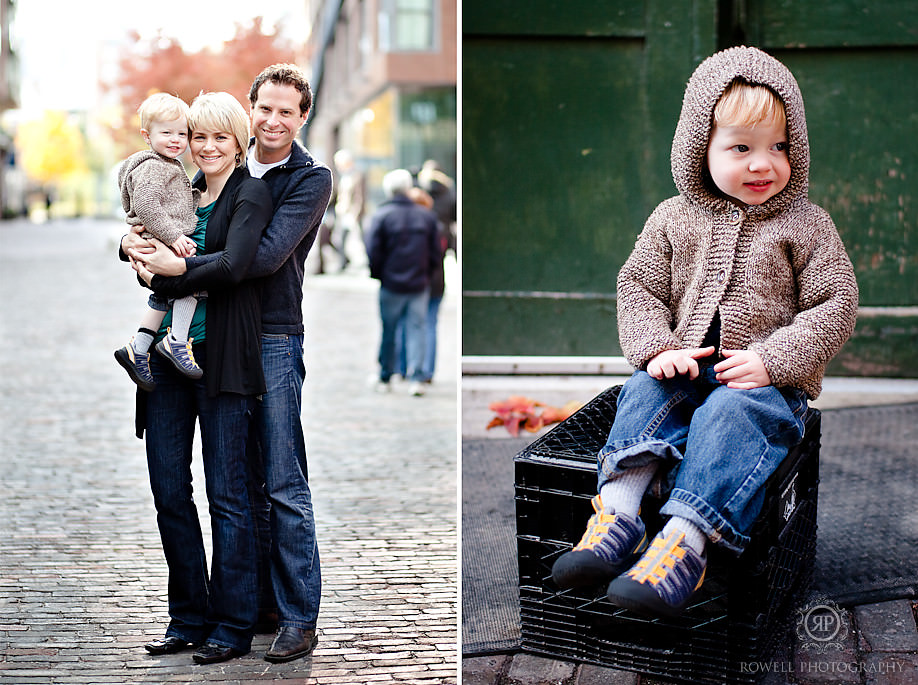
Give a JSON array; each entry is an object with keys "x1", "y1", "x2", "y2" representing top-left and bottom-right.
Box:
[{"x1": 383, "y1": 0, "x2": 435, "y2": 52}]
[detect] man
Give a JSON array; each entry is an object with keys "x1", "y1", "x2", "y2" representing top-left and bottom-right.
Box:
[
  {"x1": 123, "y1": 64, "x2": 333, "y2": 663},
  {"x1": 366, "y1": 169, "x2": 440, "y2": 396}
]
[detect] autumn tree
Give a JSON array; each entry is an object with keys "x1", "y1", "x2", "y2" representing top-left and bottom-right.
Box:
[
  {"x1": 107, "y1": 18, "x2": 298, "y2": 154},
  {"x1": 16, "y1": 110, "x2": 88, "y2": 185}
]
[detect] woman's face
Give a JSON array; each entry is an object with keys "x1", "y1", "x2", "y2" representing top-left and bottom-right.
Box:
[{"x1": 189, "y1": 128, "x2": 240, "y2": 178}]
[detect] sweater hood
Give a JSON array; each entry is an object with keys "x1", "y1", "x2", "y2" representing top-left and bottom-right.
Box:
[{"x1": 671, "y1": 46, "x2": 810, "y2": 219}]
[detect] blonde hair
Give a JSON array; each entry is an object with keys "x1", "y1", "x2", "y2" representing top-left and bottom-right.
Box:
[
  {"x1": 188, "y1": 92, "x2": 251, "y2": 167},
  {"x1": 713, "y1": 79, "x2": 786, "y2": 130},
  {"x1": 138, "y1": 93, "x2": 190, "y2": 131}
]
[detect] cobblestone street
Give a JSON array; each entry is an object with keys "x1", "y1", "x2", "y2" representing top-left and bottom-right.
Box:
[{"x1": 0, "y1": 217, "x2": 459, "y2": 684}]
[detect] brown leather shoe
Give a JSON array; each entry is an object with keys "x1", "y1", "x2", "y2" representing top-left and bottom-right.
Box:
[{"x1": 264, "y1": 626, "x2": 318, "y2": 663}]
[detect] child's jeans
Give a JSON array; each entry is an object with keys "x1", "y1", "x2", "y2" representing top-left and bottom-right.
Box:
[{"x1": 598, "y1": 368, "x2": 808, "y2": 554}]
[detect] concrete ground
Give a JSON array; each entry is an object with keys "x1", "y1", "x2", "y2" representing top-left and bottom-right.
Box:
[
  {"x1": 461, "y1": 369, "x2": 918, "y2": 684},
  {"x1": 0, "y1": 217, "x2": 459, "y2": 684}
]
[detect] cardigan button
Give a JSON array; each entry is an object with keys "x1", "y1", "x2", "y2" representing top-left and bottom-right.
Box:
[
  {"x1": 717, "y1": 270, "x2": 726, "y2": 283},
  {"x1": 730, "y1": 209, "x2": 741, "y2": 223}
]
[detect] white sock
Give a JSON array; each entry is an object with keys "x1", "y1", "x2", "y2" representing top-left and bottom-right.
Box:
[
  {"x1": 132, "y1": 331, "x2": 155, "y2": 354},
  {"x1": 662, "y1": 516, "x2": 707, "y2": 555},
  {"x1": 599, "y1": 463, "x2": 657, "y2": 518},
  {"x1": 169, "y1": 296, "x2": 197, "y2": 342}
]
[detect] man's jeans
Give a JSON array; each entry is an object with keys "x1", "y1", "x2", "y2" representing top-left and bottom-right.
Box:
[
  {"x1": 248, "y1": 334, "x2": 321, "y2": 630},
  {"x1": 378, "y1": 286, "x2": 429, "y2": 383},
  {"x1": 598, "y1": 368, "x2": 808, "y2": 553},
  {"x1": 145, "y1": 347, "x2": 257, "y2": 652}
]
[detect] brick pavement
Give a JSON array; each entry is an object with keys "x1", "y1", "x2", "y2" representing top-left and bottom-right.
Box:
[{"x1": 0, "y1": 218, "x2": 458, "y2": 684}]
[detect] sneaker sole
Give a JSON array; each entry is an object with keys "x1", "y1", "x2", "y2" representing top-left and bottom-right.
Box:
[
  {"x1": 114, "y1": 349, "x2": 156, "y2": 392},
  {"x1": 155, "y1": 340, "x2": 203, "y2": 379}
]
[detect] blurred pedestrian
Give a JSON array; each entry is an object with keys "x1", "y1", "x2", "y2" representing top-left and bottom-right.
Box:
[
  {"x1": 418, "y1": 159, "x2": 456, "y2": 255},
  {"x1": 114, "y1": 93, "x2": 204, "y2": 389},
  {"x1": 366, "y1": 169, "x2": 440, "y2": 396},
  {"x1": 331, "y1": 149, "x2": 365, "y2": 271},
  {"x1": 397, "y1": 186, "x2": 448, "y2": 383},
  {"x1": 123, "y1": 64, "x2": 333, "y2": 664},
  {"x1": 127, "y1": 91, "x2": 272, "y2": 665}
]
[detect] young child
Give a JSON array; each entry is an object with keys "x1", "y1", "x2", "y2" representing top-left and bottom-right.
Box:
[
  {"x1": 114, "y1": 93, "x2": 203, "y2": 391},
  {"x1": 551, "y1": 46, "x2": 859, "y2": 617}
]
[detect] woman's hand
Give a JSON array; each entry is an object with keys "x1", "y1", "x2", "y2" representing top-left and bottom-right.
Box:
[
  {"x1": 647, "y1": 346, "x2": 715, "y2": 380},
  {"x1": 130, "y1": 255, "x2": 154, "y2": 287},
  {"x1": 129, "y1": 238, "x2": 188, "y2": 276},
  {"x1": 714, "y1": 350, "x2": 772, "y2": 389}
]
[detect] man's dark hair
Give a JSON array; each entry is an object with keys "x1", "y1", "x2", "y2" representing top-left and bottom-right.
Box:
[{"x1": 249, "y1": 63, "x2": 313, "y2": 115}]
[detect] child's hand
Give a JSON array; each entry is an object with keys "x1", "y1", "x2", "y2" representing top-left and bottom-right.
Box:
[
  {"x1": 171, "y1": 235, "x2": 197, "y2": 258},
  {"x1": 714, "y1": 350, "x2": 771, "y2": 389},
  {"x1": 647, "y1": 347, "x2": 715, "y2": 380}
]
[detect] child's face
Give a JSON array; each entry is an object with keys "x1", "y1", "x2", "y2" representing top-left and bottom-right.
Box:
[
  {"x1": 142, "y1": 117, "x2": 189, "y2": 159},
  {"x1": 705, "y1": 119, "x2": 790, "y2": 206}
]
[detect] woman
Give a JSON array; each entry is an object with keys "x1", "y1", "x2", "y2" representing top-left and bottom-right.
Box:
[{"x1": 127, "y1": 92, "x2": 272, "y2": 664}]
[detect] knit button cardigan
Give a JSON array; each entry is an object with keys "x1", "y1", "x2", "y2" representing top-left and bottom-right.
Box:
[{"x1": 616, "y1": 46, "x2": 859, "y2": 399}]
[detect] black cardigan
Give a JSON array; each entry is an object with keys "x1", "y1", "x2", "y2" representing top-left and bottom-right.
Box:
[{"x1": 150, "y1": 166, "x2": 273, "y2": 399}]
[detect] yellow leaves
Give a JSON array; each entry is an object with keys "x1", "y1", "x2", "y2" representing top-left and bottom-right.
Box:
[
  {"x1": 486, "y1": 396, "x2": 583, "y2": 437},
  {"x1": 16, "y1": 111, "x2": 88, "y2": 185}
]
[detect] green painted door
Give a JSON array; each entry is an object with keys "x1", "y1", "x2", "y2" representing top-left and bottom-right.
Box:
[{"x1": 462, "y1": 1, "x2": 918, "y2": 376}]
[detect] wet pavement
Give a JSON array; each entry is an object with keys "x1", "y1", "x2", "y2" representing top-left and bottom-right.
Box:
[{"x1": 0, "y1": 217, "x2": 458, "y2": 684}]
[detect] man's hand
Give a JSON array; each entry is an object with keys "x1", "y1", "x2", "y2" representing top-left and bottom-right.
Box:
[
  {"x1": 171, "y1": 235, "x2": 197, "y2": 258},
  {"x1": 121, "y1": 224, "x2": 155, "y2": 255},
  {"x1": 714, "y1": 350, "x2": 771, "y2": 389},
  {"x1": 129, "y1": 239, "x2": 188, "y2": 276},
  {"x1": 647, "y1": 347, "x2": 715, "y2": 380}
]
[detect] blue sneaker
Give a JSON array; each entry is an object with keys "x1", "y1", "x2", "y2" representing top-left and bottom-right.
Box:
[
  {"x1": 114, "y1": 342, "x2": 156, "y2": 392},
  {"x1": 155, "y1": 329, "x2": 203, "y2": 379},
  {"x1": 551, "y1": 495, "x2": 648, "y2": 590},
  {"x1": 606, "y1": 529, "x2": 706, "y2": 617}
]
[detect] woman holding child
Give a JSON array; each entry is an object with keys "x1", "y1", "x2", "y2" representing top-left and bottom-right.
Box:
[{"x1": 124, "y1": 91, "x2": 272, "y2": 664}]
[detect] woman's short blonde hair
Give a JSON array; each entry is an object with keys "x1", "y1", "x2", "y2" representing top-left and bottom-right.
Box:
[
  {"x1": 713, "y1": 79, "x2": 787, "y2": 130},
  {"x1": 188, "y1": 92, "x2": 251, "y2": 167},
  {"x1": 138, "y1": 93, "x2": 190, "y2": 131}
]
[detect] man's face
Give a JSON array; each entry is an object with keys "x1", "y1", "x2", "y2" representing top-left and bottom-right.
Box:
[{"x1": 250, "y1": 81, "x2": 308, "y2": 164}]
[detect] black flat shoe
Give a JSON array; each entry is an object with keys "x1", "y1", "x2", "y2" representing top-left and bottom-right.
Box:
[
  {"x1": 192, "y1": 642, "x2": 247, "y2": 665},
  {"x1": 264, "y1": 626, "x2": 318, "y2": 663},
  {"x1": 144, "y1": 635, "x2": 193, "y2": 655}
]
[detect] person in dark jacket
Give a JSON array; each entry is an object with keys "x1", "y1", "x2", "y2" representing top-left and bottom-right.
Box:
[
  {"x1": 366, "y1": 168, "x2": 440, "y2": 396},
  {"x1": 123, "y1": 64, "x2": 333, "y2": 664},
  {"x1": 128, "y1": 91, "x2": 272, "y2": 664}
]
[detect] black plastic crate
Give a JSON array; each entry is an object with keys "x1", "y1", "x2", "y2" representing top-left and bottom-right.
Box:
[{"x1": 515, "y1": 385, "x2": 821, "y2": 685}]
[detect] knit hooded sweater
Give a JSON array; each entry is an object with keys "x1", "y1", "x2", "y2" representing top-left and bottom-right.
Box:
[
  {"x1": 616, "y1": 46, "x2": 859, "y2": 399},
  {"x1": 118, "y1": 150, "x2": 198, "y2": 245}
]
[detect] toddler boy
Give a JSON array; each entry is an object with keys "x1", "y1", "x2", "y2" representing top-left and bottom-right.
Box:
[
  {"x1": 114, "y1": 93, "x2": 203, "y2": 390},
  {"x1": 552, "y1": 46, "x2": 859, "y2": 617}
]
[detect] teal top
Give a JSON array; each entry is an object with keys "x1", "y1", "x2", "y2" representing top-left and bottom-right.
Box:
[{"x1": 157, "y1": 202, "x2": 213, "y2": 343}]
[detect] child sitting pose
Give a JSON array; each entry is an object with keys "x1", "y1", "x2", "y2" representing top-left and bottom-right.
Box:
[
  {"x1": 552, "y1": 46, "x2": 859, "y2": 617},
  {"x1": 114, "y1": 93, "x2": 203, "y2": 390}
]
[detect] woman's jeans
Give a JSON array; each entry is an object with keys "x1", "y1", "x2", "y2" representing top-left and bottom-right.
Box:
[
  {"x1": 247, "y1": 333, "x2": 321, "y2": 630},
  {"x1": 599, "y1": 368, "x2": 808, "y2": 553},
  {"x1": 145, "y1": 346, "x2": 257, "y2": 651}
]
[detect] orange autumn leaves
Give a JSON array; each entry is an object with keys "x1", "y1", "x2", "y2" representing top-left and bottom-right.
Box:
[{"x1": 487, "y1": 396, "x2": 583, "y2": 436}]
